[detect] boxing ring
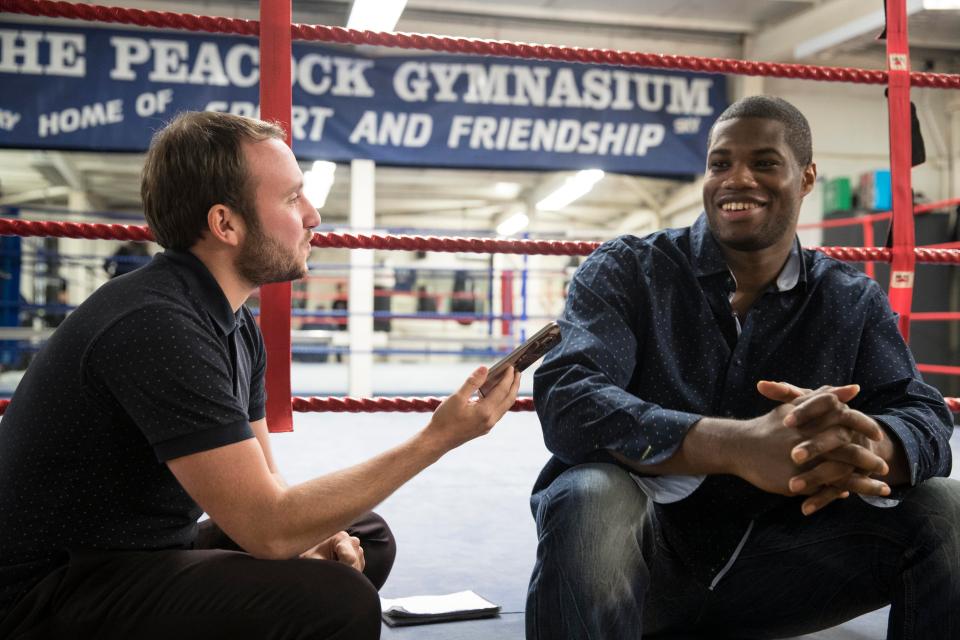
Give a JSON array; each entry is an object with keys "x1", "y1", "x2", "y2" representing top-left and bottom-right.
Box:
[{"x1": 2, "y1": 1, "x2": 960, "y2": 637}]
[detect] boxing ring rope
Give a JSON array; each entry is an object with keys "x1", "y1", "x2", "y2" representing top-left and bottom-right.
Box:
[
  {"x1": 1, "y1": 218, "x2": 959, "y2": 264},
  {"x1": 2, "y1": 0, "x2": 959, "y2": 89},
  {"x1": 0, "y1": 394, "x2": 955, "y2": 414},
  {"x1": 2, "y1": 0, "x2": 959, "y2": 417},
  {"x1": 796, "y1": 197, "x2": 960, "y2": 279},
  {"x1": 796, "y1": 198, "x2": 960, "y2": 234},
  {"x1": 0, "y1": 215, "x2": 958, "y2": 413},
  {"x1": 0, "y1": 397, "x2": 536, "y2": 415}
]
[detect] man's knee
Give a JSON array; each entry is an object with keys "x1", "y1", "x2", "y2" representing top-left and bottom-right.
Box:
[
  {"x1": 534, "y1": 463, "x2": 646, "y2": 521},
  {"x1": 324, "y1": 567, "x2": 381, "y2": 640},
  {"x1": 291, "y1": 561, "x2": 381, "y2": 640},
  {"x1": 350, "y1": 512, "x2": 396, "y2": 590},
  {"x1": 533, "y1": 463, "x2": 648, "y2": 568},
  {"x1": 901, "y1": 478, "x2": 960, "y2": 554},
  {"x1": 528, "y1": 464, "x2": 651, "y2": 636}
]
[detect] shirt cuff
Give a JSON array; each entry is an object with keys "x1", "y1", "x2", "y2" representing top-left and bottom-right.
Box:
[
  {"x1": 858, "y1": 495, "x2": 901, "y2": 508},
  {"x1": 872, "y1": 414, "x2": 921, "y2": 487},
  {"x1": 631, "y1": 474, "x2": 705, "y2": 503},
  {"x1": 630, "y1": 408, "x2": 702, "y2": 464}
]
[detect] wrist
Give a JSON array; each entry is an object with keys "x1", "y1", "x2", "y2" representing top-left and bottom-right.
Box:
[
  {"x1": 683, "y1": 417, "x2": 744, "y2": 476},
  {"x1": 873, "y1": 421, "x2": 911, "y2": 486},
  {"x1": 413, "y1": 423, "x2": 452, "y2": 463}
]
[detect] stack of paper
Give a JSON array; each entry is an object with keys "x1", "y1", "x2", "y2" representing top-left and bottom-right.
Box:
[{"x1": 380, "y1": 590, "x2": 501, "y2": 627}]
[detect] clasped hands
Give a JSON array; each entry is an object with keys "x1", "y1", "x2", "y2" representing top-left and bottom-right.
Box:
[{"x1": 745, "y1": 381, "x2": 892, "y2": 516}]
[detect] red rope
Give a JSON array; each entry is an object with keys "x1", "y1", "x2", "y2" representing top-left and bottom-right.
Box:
[
  {"x1": 797, "y1": 197, "x2": 960, "y2": 231},
  {"x1": 2, "y1": 0, "x2": 958, "y2": 89},
  {"x1": 915, "y1": 197, "x2": 960, "y2": 214},
  {"x1": 0, "y1": 0, "x2": 259, "y2": 34},
  {"x1": 0, "y1": 219, "x2": 154, "y2": 241},
  {"x1": 912, "y1": 312, "x2": 960, "y2": 322},
  {"x1": 0, "y1": 395, "x2": 953, "y2": 413},
  {"x1": 918, "y1": 364, "x2": 960, "y2": 377},
  {"x1": 5, "y1": 218, "x2": 960, "y2": 264},
  {"x1": 309, "y1": 231, "x2": 599, "y2": 256}
]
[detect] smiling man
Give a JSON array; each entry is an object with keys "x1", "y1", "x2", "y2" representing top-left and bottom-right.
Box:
[
  {"x1": 0, "y1": 111, "x2": 520, "y2": 640},
  {"x1": 527, "y1": 96, "x2": 959, "y2": 639}
]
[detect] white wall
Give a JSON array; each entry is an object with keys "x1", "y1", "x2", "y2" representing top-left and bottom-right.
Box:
[{"x1": 767, "y1": 78, "x2": 952, "y2": 204}]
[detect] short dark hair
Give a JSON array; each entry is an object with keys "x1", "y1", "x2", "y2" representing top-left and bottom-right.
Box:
[
  {"x1": 707, "y1": 95, "x2": 812, "y2": 166},
  {"x1": 141, "y1": 111, "x2": 285, "y2": 250}
]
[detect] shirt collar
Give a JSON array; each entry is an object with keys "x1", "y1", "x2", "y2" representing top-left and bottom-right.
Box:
[
  {"x1": 689, "y1": 213, "x2": 730, "y2": 279},
  {"x1": 690, "y1": 212, "x2": 806, "y2": 292},
  {"x1": 159, "y1": 249, "x2": 241, "y2": 335},
  {"x1": 775, "y1": 239, "x2": 802, "y2": 292}
]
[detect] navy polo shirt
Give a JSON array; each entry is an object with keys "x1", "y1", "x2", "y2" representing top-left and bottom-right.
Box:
[
  {"x1": 533, "y1": 214, "x2": 953, "y2": 584},
  {"x1": 0, "y1": 250, "x2": 265, "y2": 618}
]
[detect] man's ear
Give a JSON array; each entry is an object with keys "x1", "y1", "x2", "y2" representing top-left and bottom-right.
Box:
[
  {"x1": 206, "y1": 204, "x2": 243, "y2": 247},
  {"x1": 800, "y1": 162, "x2": 817, "y2": 198}
]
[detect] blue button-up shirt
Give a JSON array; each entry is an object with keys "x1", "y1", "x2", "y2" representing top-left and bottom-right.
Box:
[{"x1": 533, "y1": 214, "x2": 953, "y2": 583}]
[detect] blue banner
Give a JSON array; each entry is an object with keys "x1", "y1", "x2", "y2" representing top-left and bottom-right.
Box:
[{"x1": 0, "y1": 22, "x2": 726, "y2": 176}]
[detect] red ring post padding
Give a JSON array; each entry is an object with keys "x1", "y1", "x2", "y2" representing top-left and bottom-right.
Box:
[
  {"x1": 884, "y1": 0, "x2": 916, "y2": 342},
  {"x1": 258, "y1": 0, "x2": 295, "y2": 433}
]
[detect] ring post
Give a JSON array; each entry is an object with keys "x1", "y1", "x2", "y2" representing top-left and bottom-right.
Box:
[
  {"x1": 885, "y1": 0, "x2": 916, "y2": 341},
  {"x1": 259, "y1": 0, "x2": 295, "y2": 432}
]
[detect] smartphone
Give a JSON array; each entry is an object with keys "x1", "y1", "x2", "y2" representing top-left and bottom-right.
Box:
[{"x1": 478, "y1": 321, "x2": 562, "y2": 397}]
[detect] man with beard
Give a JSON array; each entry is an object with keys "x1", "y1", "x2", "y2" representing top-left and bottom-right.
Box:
[
  {"x1": 527, "y1": 96, "x2": 960, "y2": 639},
  {"x1": 0, "y1": 112, "x2": 520, "y2": 640}
]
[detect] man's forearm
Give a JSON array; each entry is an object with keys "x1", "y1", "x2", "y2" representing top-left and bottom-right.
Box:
[
  {"x1": 610, "y1": 417, "x2": 741, "y2": 477},
  {"x1": 262, "y1": 428, "x2": 448, "y2": 559}
]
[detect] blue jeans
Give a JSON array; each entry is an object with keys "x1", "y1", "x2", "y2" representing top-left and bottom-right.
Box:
[{"x1": 526, "y1": 463, "x2": 960, "y2": 639}]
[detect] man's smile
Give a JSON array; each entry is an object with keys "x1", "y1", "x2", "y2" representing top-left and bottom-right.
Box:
[{"x1": 716, "y1": 198, "x2": 768, "y2": 222}]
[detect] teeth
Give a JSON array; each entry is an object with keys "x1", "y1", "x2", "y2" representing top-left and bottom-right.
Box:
[{"x1": 721, "y1": 202, "x2": 761, "y2": 211}]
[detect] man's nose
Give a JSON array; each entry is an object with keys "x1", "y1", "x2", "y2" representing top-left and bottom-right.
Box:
[
  {"x1": 303, "y1": 198, "x2": 322, "y2": 228},
  {"x1": 724, "y1": 163, "x2": 758, "y2": 189}
]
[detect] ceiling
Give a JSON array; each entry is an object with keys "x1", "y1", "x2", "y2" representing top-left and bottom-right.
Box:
[{"x1": 1, "y1": 0, "x2": 958, "y2": 236}]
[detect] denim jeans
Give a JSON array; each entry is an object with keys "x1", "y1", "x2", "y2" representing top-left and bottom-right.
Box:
[{"x1": 526, "y1": 463, "x2": 960, "y2": 640}]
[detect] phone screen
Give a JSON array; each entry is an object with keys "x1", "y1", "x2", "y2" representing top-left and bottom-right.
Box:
[{"x1": 478, "y1": 322, "x2": 562, "y2": 397}]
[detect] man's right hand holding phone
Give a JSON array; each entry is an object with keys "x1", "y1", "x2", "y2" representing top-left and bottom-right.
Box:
[{"x1": 422, "y1": 365, "x2": 521, "y2": 455}]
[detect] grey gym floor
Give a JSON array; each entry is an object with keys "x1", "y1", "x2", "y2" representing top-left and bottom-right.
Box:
[{"x1": 268, "y1": 362, "x2": 960, "y2": 640}]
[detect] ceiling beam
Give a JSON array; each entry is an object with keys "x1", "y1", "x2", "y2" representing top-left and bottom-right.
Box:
[
  {"x1": 50, "y1": 153, "x2": 86, "y2": 191},
  {"x1": 0, "y1": 186, "x2": 71, "y2": 206},
  {"x1": 747, "y1": 0, "x2": 922, "y2": 62},
  {"x1": 659, "y1": 179, "x2": 704, "y2": 222},
  {"x1": 616, "y1": 176, "x2": 665, "y2": 211},
  {"x1": 406, "y1": 0, "x2": 753, "y2": 35},
  {"x1": 614, "y1": 208, "x2": 661, "y2": 235}
]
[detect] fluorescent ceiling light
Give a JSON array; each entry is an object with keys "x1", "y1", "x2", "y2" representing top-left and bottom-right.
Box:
[
  {"x1": 496, "y1": 211, "x2": 530, "y2": 237},
  {"x1": 923, "y1": 0, "x2": 960, "y2": 8},
  {"x1": 536, "y1": 169, "x2": 605, "y2": 211},
  {"x1": 347, "y1": 0, "x2": 408, "y2": 31},
  {"x1": 303, "y1": 160, "x2": 336, "y2": 209},
  {"x1": 493, "y1": 181, "x2": 522, "y2": 199}
]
